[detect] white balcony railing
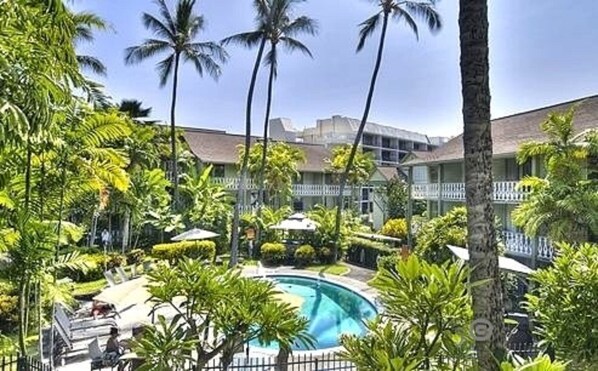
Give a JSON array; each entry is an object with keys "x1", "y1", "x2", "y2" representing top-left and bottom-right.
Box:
[
  {"x1": 502, "y1": 230, "x2": 554, "y2": 260},
  {"x1": 212, "y1": 178, "x2": 351, "y2": 196},
  {"x1": 412, "y1": 181, "x2": 529, "y2": 203}
]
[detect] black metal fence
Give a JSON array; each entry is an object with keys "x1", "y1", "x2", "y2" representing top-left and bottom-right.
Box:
[
  {"x1": 0, "y1": 355, "x2": 51, "y2": 371},
  {"x1": 204, "y1": 354, "x2": 355, "y2": 371}
]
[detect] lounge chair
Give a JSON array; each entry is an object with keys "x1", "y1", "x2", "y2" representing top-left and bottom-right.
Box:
[
  {"x1": 103, "y1": 270, "x2": 118, "y2": 287},
  {"x1": 115, "y1": 266, "x2": 129, "y2": 282},
  {"x1": 88, "y1": 338, "x2": 105, "y2": 370},
  {"x1": 54, "y1": 308, "x2": 117, "y2": 342},
  {"x1": 56, "y1": 305, "x2": 117, "y2": 329}
]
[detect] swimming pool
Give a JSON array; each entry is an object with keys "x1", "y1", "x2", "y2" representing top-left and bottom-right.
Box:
[{"x1": 250, "y1": 275, "x2": 377, "y2": 351}]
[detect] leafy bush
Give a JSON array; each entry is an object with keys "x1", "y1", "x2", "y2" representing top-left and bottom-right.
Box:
[
  {"x1": 151, "y1": 241, "x2": 216, "y2": 263},
  {"x1": 346, "y1": 237, "x2": 394, "y2": 269},
  {"x1": 60, "y1": 253, "x2": 126, "y2": 282},
  {"x1": 260, "y1": 243, "x2": 286, "y2": 266},
  {"x1": 0, "y1": 281, "x2": 17, "y2": 332},
  {"x1": 525, "y1": 242, "x2": 598, "y2": 369},
  {"x1": 415, "y1": 207, "x2": 468, "y2": 264},
  {"x1": 376, "y1": 253, "x2": 402, "y2": 273},
  {"x1": 294, "y1": 245, "x2": 315, "y2": 267},
  {"x1": 318, "y1": 246, "x2": 335, "y2": 264},
  {"x1": 126, "y1": 249, "x2": 146, "y2": 265},
  {"x1": 380, "y1": 218, "x2": 407, "y2": 240}
]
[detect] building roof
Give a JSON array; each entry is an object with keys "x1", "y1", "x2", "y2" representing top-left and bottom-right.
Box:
[
  {"x1": 404, "y1": 95, "x2": 598, "y2": 166},
  {"x1": 377, "y1": 166, "x2": 399, "y2": 180},
  {"x1": 182, "y1": 128, "x2": 332, "y2": 172}
]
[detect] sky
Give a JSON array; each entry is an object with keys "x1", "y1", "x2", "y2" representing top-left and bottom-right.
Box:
[{"x1": 72, "y1": 0, "x2": 598, "y2": 137}]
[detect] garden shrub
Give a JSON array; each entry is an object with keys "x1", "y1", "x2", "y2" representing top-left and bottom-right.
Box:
[
  {"x1": 294, "y1": 245, "x2": 316, "y2": 267},
  {"x1": 346, "y1": 237, "x2": 394, "y2": 269},
  {"x1": 151, "y1": 241, "x2": 216, "y2": 263},
  {"x1": 415, "y1": 207, "x2": 468, "y2": 264},
  {"x1": 126, "y1": 249, "x2": 146, "y2": 265},
  {"x1": 525, "y1": 242, "x2": 598, "y2": 369},
  {"x1": 0, "y1": 281, "x2": 17, "y2": 332},
  {"x1": 376, "y1": 253, "x2": 402, "y2": 274},
  {"x1": 380, "y1": 218, "x2": 407, "y2": 240},
  {"x1": 318, "y1": 246, "x2": 335, "y2": 264},
  {"x1": 260, "y1": 243, "x2": 286, "y2": 266},
  {"x1": 59, "y1": 253, "x2": 126, "y2": 282}
]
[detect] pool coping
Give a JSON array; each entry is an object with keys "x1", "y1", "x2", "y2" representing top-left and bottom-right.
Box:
[{"x1": 243, "y1": 268, "x2": 381, "y2": 357}]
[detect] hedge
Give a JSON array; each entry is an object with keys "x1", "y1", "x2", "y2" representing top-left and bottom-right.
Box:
[
  {"x1": 152, "y1": 241, "x2": 216, "y2": 263},
  {"x1": 260, "y1": 243, "x2": 287, "y2": 266},
  {"x1": 346, "y1": 237, "x2": 395, "y2": 269},
  {"x1": 294, "y1": 245, "x2": 316, "y2": 267}
]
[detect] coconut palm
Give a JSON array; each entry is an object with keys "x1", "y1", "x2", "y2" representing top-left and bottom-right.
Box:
[
  {"x1": 118, "y1": 99, "x2": 153, "y2": 120},
  {"x1": 459, "y1": 0, "x2": 504, "y2": 368},
  {"x1": 223, "y1": 0, "x2": 316, "y2": 267},
  {"x1": 333, "y1": 0, "x2": 441, "y2": 260},
  {"x1": 73, "y1": 11, "x2": 109, "y2": 76},
  {"x1": 125, "y1": 0, "x2": 228, "y2": 210}
]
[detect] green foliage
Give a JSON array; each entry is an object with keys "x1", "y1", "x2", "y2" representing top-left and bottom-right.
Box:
[
  {"x1": 514, "y1": 107, "x2": 598, "y2": 241},
  {"x1": 294, "y1": 244, "x2": 316, "y2": 267},
  {"x1": 126, "y1": 249, "x2": 146, "y2": 265},
  {"x1": 326, "y1": 145, "x2": 375, "y2": 186},
  {"x1": 0, "y1": 281, "x2": 18, "y2": 332},
  {"x1": 415, "y1": 207, "x2": 468, "y2": 264},
  {"x1": 181, "y1": 165, "x2": 232, "y2": 229},
  {"x1": 376, "y1": 253, "x2": 401, "y2": 273},
  {"x1": 151, "y1": 241, "x2": 216, "y2": 263},
  {"x1": 346, "y1": 237, "x2": 394, "y2": 269},
  {"x1": 342, "y1": 255, "x2": 473, "y2": 369},
  {"x1": 380, "y1": 218, "x2": 407, "y2": 240},
  {"x1": 500, "y1": 354, "x2": 568, "y2": 371},
  {"x1": 307, "y1": 205, "x2": 354, "y2": 251},
  {"x1": 525, "y1": 242, "x2": 598, "y2": 369},
  {"x1": 260, "y1": 243, "x2": 287, "y2": 266},
  {"x1": 241, "y1": 206, "x2": 291, "y2": 245},
  {"x1": 136, "y1": 260, "x2": 312, "y2": 368},
  {"x1": 61, "y1": 253, "x2": 125, "y2": 282},
  {"x1": 240, "y1": 142, "x2": 306, "y2": 206},
  {"x1": 317, "y1": 246, "x2": 335, "y2": 264}
]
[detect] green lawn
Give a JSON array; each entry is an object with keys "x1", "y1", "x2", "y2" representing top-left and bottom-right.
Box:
[
  {"x1": 305, "y1": 263, "x2": 350, "y2": 276},
  {"x1": 72, "y1": 278, "x2": 107, "y2": 297}
]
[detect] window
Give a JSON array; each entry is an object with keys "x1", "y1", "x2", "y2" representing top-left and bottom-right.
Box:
[{"x1": 212, "y1": 164, "x2": 225, "y2": 178}]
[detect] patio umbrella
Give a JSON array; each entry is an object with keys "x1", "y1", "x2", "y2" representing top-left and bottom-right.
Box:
[
  {"x1": 171, "y1": 228, "x2": 219, "y2": 241},
  {"x1": 447, "y1": 245, "x2": 534, "y2": 275},
  {"x1": 269, "y1": 213, "x2": 318, "y2": 231}
]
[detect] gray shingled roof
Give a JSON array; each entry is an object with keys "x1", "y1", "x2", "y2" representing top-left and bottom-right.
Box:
[
  {"x1": 183, "y1": 128, "x2": 332, "y2": 172},
  {"x1": 404, "y1": 95, "x2": 598, "y2": 166},
  {"x1": 377, "y1": 166, "x2": 399, "y2": 180}
]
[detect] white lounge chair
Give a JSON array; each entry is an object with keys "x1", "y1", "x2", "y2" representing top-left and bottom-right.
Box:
[
  {"x1": 56, "y1": 305, "x2": 117, "y2": 329},
  {"x1": 103, "y1": 270, "x2": 117, "y2": 287},
  {"x1": 115, "y1": 266, "x2": 129, "y2": 282}
]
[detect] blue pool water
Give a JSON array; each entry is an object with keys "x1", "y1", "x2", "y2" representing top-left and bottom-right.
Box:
[{"x1": 250, "y1": 275, "x2": 377, "y2": 350}]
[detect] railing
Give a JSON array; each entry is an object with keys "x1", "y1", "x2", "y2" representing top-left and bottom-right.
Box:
[
  {"x1": 412, "y1": 181, "x2": 529, "y2": 203},
  {"x1": 204, "y1": 354, "x2": 355, "y2": 371},
  {"x1": 502, "y1": 230, "x2": 554, "y2": 260},
  {"x1": 212, "y1": 178, "x2": 352, "y2": 196},
  {"x1": 0, "y1": 355, "x2": 51, "y2": 371}
]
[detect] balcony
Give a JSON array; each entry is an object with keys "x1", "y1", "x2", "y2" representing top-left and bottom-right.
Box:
[
  {"x1": 502, "y1": 231, "x2": 554, "y2": 261},
  {"x1": 412, "y1": 181, "x2": 530, "y2": 203},
  {"x1": 212, "y1": 178, "x2": 351, "y2": 196}
]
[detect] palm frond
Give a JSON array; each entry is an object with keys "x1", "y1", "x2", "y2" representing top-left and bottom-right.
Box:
[
  {"x1": 156, "y1": 54, "x2": 175, "y2": 87},
  {"x1": 73, "y1": 11, "x2": 108, "y2": 44},
  {"x1": 119, "y1": 99, "x2": 152, "y2": 119},
  {"x1": 77, "y1": 55, "x2": 107, "y2": 76},
  {"x1": 402, "y1": 1, "x2": 442, "y2": 33},
  {"x1": 280, "y1": 37, "x2": 313, "y2": 58},
  {"x1": 357, "y1": 13, "x2": 382, "y2": 52},
  {"x1": 80, "y1": 79, "x2": 112, "y2": 109},
  {"x1": 154, "y1": 0, "x2": 177, "y2": 33},
  {"x1": 221, "y1": 31, "x2": 264, "y2": 48},
  {"x1": 124, "y1": 39, "x2": 172, "y2": 65},
  {"x1": 391, "y1": 6, "x2": 419, "y2": 40},
  {"x1": 282, "y1": 16, "x2": 318, "y2": 37},
  {"x1": 183, "y1": 51, "x2": 222, "y2": 80},
  {"x1": 187, "y1": 42, "x2": 229, "y2": 63},
  {"x1": 142, "y1": 13, "x2": 176, "y2": 41}
]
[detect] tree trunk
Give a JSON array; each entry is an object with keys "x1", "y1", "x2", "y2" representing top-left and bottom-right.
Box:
[
  {"x1": 333, "y1": 11, "x2": 389, "y2": 261},
  {"x1": 230, "y1": 38, "x2": 267, "y2": 268},
  {"x1": 256, "y1": 46, "x2": 277, "y2": 237},
  {"x1": 88, "y1": 209, "x2": 99, "y2": 247},
  {"x1": 24, "y1": 140, "x2": 33, "y2": 212},
  {"x1": 275, "y1": 347, "x2": 290, "y2": 371},
  {"x1": 459, "y1": 0, "x2": 505, "y2": 368},
  {"x1": 170, "y1": 52, "x2": 181, "y2": 211},
  {"x1": 122, "y1": 208, "x2": 131, "y2": 254},
  {"x1": 18, "y1": 278, "x2": 27, "y2": 355},
  {"x1": 37, "y1": 282, "x2": 43, "y2": 360}
]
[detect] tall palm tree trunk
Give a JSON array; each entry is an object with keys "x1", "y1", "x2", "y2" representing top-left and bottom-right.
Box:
[
  {"x1": 230, "y1": 38, "x2": 267, "y2": 268},
  {"x1": 333, "y1": 12, "x2": 389, "y2": 261},
  {"x1": 256, "y1": 45, "x2": 277, "y2": 225},
  {"x1": 170, "y1": 52, "x2": 181, "y2": 211},
  {"x1": 459, "y1": 0, "x2": 505, "y2": 368}
]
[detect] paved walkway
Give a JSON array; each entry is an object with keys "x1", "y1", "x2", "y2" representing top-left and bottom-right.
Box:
[{"x1": 342, "y1": 262, "x2": 376, "y2": 283}]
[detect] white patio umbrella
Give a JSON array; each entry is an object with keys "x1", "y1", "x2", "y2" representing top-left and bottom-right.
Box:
[
  {"x1": 447, "y1": 245, "x2": 534, "y2": 275},
  {"x1": 171, "y1": 228, "x2": 219, "y2": 241},
  {"x1": 270, "y1": 213, "x2": 318, "y2": 231}
]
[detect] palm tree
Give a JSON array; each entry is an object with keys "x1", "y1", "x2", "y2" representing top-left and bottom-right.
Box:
[
  {"x1": 333, "y1": 0, "x2": 441, "y2": 260},
  {"x1": 125, "y1": 0, "x2": 227, "y2": 210},
  {"x1": 459, "y1": 0, "x2": 505, "y2": 369},
  {"x1": 223, "y1": 0, "x2": 316, "y2": 267},
  {"x1": 118, "y1": 99, "x2": 152, "y2": 120}
]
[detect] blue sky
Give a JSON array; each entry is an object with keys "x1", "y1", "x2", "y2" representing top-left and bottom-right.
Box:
[{"x1": 72, "y1": 0, "x2": 598, "y2": 137}]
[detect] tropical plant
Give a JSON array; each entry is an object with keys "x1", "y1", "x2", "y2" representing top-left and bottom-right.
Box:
[
  {"x1": 333, "y1": 0, "x2": 441, "y2": 263},
  {"x1": 225, "y1": 0, "x2": 316, "y2": 215},
  {"x1": 260, "y1": 242, "x2": 287, "y2": 266},
  {"x1": 500, "y1": 354, "x2": 568, "y2": 371},
  {"x1": 125, "y1": 0, "x2": 228, "y2": 209},
  {"x1": 380, "y1": 218, "x2": 407, "y2": 240},
  {"x1": 73, "y1": 11, "x2": 109, "y2": 76},
  {"x1": 241, "y1": 142, "x2": 306, "y2": 207},
  {"x1": 136, "y1": 260, "x2": 313, "y2": 368},
  {"x1": 147, "y1": 206, "x2": 185, "y2": 243},
  {"x1": 118, "y1": 99, "x2": 152, "y2": 121},
  {"x1": 459, "y1": 0, "x2": 505, "y2": 367},
  {"x1": 307, "y1": 205, "x2": 350, "y2": 251},
  {"x1": 151, "y1": 240, "x2": 216, "y2": 263},
  {"x1": 415, "y1": 207, "x2": 468, "y2": 264},
  {"x1": 525, "y1": 242, "x2": 598, "y2": 369},
  {"x1": 340, "y1": 255, "x2": 473, "y2": 369},
  {"x1": 180, "y1": 165, "x2": 232, "y2": 228},
  {"x1": 327, "y1": 144, "x2": 376, "y2": 186},
  {"x1": 241, "y1": 205, "x2": 291, "y2": 245},
  {"x1": 294, "y1": 244, "x2": 315, "y2": 267},
  {"x1": 513, "y1": 107, "x2": 598, "y2": 242}
]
